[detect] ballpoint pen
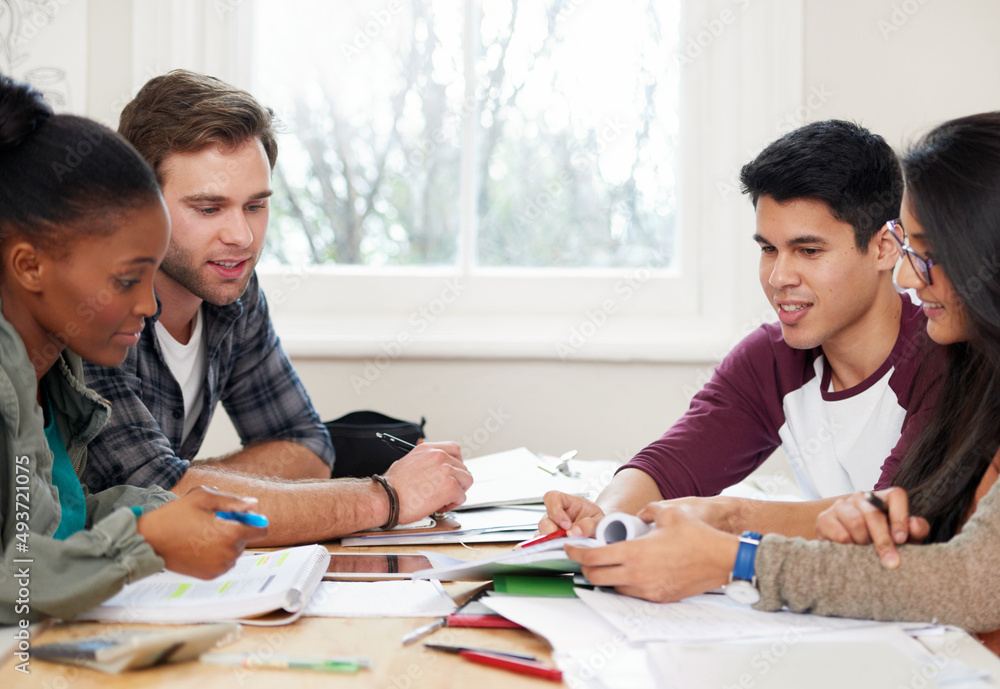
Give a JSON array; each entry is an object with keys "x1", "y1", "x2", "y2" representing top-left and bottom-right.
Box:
[
  {"x1": 457, "y1": 650, "x2": 563, "y2": 682},
  {"x1": 424, "y1": 643, "x2": 537, "y2": 661},
  {"x1": 401, "y1": 617, "x2": 446, "y2": 645},
  {"x1": 517, "y1": 528, "x2": 567, "y2": 548},
  {"x1": 215, "y1": 511, "x2": 269, "y2": 528},
  {"x1": 376, "y1": 432, "x2": 416, "y2": 454},
  {"x1": 201, "y1": 653, "x2": 371, "y2": 673},
  {"x1": 864, "y1": 491, "x2": 889, "y2": 514}
]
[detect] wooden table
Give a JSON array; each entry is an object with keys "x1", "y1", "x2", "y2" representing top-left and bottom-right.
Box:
[
  {"x1": 2, "y1": 542, "x2": 563, "y2": 689},
  {"x1": 7, "y1": 539, "x2": 1000, "y2": 688}
]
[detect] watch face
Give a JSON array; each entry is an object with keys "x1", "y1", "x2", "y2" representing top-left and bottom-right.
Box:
[{"x1": 725, "y1": 580, "x2": 761, "y2": 605}]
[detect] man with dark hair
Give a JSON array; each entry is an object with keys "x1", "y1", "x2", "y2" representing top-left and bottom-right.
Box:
[
  {"x1": 83, "y1": 70, "x2": 472, "y2": 545},
  {"x1": 542, "y1": 120, "x2": 943, "y2": 538}
]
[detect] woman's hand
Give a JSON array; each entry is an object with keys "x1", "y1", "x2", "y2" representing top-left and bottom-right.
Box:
[
  {"x1": 137, "y1": 486, "x2": 268, "y2": 579},
  {"x1": 815, "y1": 488, "x2": 929, "y2": 568}
]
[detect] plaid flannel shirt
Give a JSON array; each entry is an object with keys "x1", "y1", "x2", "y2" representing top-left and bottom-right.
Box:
[{"x1": 81, "y1": 272, "x2": 333, "y2": 491}]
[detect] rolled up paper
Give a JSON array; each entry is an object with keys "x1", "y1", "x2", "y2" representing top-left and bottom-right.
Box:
[{"x1": 595, "y1": 512, "x2": 651, "y2": 544}]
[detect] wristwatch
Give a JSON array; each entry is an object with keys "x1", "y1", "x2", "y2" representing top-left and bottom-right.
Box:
[{"x1": 725, "y1": 531, "x2": 762, "y2": 605}]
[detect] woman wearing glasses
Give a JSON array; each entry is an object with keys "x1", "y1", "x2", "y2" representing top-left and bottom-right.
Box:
[
  {"x1": 812, "y1": 215, "x2": 983, "y2": 562},
  {"x1": 567, "y1": 111, "x2": 1000, "y2": 648}
]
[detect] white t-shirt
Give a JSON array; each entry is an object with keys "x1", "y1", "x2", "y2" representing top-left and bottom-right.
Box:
[{"x1": 155, "y1": 307, "x2": 207, "y2": 445}]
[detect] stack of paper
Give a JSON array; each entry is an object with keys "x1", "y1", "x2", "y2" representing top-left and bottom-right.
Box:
[
  {"x1": 458, "y1": 448, "x2": 608, "y2": 509},
  {"x1": 478, "y1": 589, "x2": 986, "y2": 689},
  {"x1": 340, "y1": 448, "x2": 620, "y2": 547},
  {"x1": 341, "y1": 507, "x2": 542, "y2": 546}
]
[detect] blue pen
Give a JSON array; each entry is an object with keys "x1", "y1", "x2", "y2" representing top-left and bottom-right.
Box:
[{"x1": 216, "y1": 511, "x2": 269, "y2": 528}]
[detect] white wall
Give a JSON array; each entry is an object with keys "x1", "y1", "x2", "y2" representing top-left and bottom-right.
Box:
[{"x1": 802, "y1": 0, "x2": 1000, "y2": 150}]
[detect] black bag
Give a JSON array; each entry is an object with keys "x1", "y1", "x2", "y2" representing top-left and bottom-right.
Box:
[{"x1": 324, "y1": 410, "x2": 426, "y2": 478}]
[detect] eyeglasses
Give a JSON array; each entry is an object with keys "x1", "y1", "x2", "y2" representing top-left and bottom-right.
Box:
[{"x1": 886, "y1": 218, "x2": 934, "y2": 286}]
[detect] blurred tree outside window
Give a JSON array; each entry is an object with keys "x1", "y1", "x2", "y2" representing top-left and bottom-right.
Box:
[{"x1": 251, "y1": 0, "x2": 680, "y2": 270}]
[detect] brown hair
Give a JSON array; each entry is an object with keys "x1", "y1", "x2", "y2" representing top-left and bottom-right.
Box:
[{"x1": 118, "y1": 69, "x2": 277, "y2": 184}]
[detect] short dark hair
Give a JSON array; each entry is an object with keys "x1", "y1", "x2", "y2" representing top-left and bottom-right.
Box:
[
  {"x1": 118, "y1": 69, "x2": 278, "y2": 185},
  {"x1": 0, "y1": 73, "x2": 160, "y2": 255},
  {"x1": 739, "y1": 120, "x2": 903, "y2": 251}
]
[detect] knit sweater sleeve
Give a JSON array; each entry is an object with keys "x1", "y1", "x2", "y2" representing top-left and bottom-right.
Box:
[{"x1": 753, "y1": 478, "x2": 1000, "y2": 631}]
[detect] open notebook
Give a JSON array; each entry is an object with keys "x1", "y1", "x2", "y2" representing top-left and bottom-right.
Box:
[
  {"x1": 457, "y1": 447, "x2": 595, "y2": 510},
  {"x1": 76, "y1": 545, "x2": 330, "y2": 625},
  {"x1": 413, "y1": 512, "x2": 650, "y2": 581}
]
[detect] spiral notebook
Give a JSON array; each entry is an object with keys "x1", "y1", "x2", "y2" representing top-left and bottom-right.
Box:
[{"x1": 76, "y1": 545, "x2": 330, "y2": 625}]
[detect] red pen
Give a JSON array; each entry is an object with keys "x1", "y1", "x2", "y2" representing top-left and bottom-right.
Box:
[
  {"x1": 458, "y1": 650, "x2": 563, "y2": 682},
  {"x1": 517, "y1": 528, "x2": 567, "y2": 548}
]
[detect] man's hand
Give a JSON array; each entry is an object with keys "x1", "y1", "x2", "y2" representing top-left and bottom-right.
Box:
[
  {"x1": 815, "y1": 488, "x2": 930, "y2": 569},
  {"x1": 650, "y1": 495, "x2": 739, "y2": 532},
  {"x1": 540, "y1": 491, "x2": 605, "y2": 537},
  {"x1": 137, "y1": 486, "x2": 268, "y2": 579},
  {"x1": 384, "y1": 442, "x2": 472, "y2": 524},
  {"x1": 565, "y1": 501, "x2": 738, "y2": 603}
]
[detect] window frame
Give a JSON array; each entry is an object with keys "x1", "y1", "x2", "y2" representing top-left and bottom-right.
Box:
[{"x1": 131, "y1": 0, "x2": 804, "y2": 362}]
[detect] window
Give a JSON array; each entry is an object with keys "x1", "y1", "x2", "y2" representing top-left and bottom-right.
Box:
[
  {"x1": 252, "y1": 0, "x2": 679, "y2": 270},
  {"x1": 131, "y1": 0, "x2": 804, "y2": 361}
]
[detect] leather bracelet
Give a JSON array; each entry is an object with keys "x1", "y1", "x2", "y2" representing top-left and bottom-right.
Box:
[{"x1": 372, "y1": 474, "x2": 400, "y2": 530}]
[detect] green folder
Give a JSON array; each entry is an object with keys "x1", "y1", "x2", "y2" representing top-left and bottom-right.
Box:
[{"x1": 492, "y1": 574, "x2": 578, "y2": 597}]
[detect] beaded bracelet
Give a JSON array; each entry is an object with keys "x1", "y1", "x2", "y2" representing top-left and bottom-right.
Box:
[{"x1": 372, "y1": 474, "x2": 400, "y2": 530}]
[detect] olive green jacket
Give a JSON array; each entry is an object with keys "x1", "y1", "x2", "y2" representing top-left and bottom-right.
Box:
[{"x1": 0, "y1": 302, "x2": 173, "y2": 623}]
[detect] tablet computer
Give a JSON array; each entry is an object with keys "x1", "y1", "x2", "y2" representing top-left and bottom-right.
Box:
[{"x1": 324, "y1": 552, "x2": 433, "y2": 580}]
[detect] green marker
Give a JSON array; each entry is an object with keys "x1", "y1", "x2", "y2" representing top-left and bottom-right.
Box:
[{"x1": 201, "y1": 653, "x2": 372, "y2": 673}]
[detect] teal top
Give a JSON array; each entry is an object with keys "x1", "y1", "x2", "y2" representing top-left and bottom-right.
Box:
[{"x1": 44, "y1": 398, "x2": 87, "y2": 540}]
